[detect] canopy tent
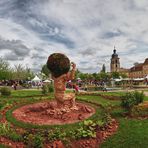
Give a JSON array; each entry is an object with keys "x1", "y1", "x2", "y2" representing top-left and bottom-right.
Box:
[
  {"x1": 32, "y1": 75, "x2": 41, "y2": 82},
  {"x1": 43, "y1": 79, "x2": 51, "y2": 83},
  {"x1": 77, "y1": 78, "x2": 81, "y2": 80},
  {"x1": 145, "y1": 75, "x2": 148, "y2": 79},
  {"x1": 122, "y1": 78, "x2": 131, "y2": 81},
  {"x1": 114, "y1": 78, "x2": 122, "y2": 82},
  {"x1": 133, "y1": 78, "x2": 145, "y2": 81}
]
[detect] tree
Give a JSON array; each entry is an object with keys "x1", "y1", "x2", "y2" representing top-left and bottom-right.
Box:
[
  {"x1": 111, "y1": 72, "x2": 120, "y2": 79},
  {"x1": 41, "y1": 64, "x2": 50, "y2": 77},
  {"x1": 0, "y1": 58, "x2": 12, "y2": 80},
  {"x1": 75, "y1": 69, "x2": 81, "y2": 79},
  {"x1": 12, "y1": 64, "x2": 34, "y2": 80},
  {"x1": 120, "y1": 73, "x2": 127, "y2": 78},
  {"x1": 99, "y1": 72, "x2": 110, "y2": 81},
  {"x1": 101, "y1": 64, "x2": 106, "y2": 73}
]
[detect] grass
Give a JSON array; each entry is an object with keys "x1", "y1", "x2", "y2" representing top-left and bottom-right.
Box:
[
  {"x1": 0, "y1": 89, "x2": 148, "y2": 147},
  {"x1": 101, "y1": 118, "x2": 148, "y2": 148},
  {"x1": 11, "y1": 89, "x2": 43, "y2": 97},
  {"x1": 144, "y1": 96, "x2": 148, "y2": 101},
  {"x1": 0, "y1": 144, "x2": 10, "y2": 148},
  {"x1": 77, "y1": 95, "x2": 121, "y2": 107},
  {"x1": 78, "y1": 92, "x2": 148, "y2": 148}
]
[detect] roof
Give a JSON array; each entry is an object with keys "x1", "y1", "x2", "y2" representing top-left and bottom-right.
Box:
[
  {"x1": 130, "y1": 63, "x2": 143, "y2": 72},
  {"x1": 143, "y1": 58, "x2": 148, "y2": 65},
  {"x1": 120, "y1": 68, "x2": 129, "y2": 72},
  {"x1": 112, "y1": 49, "x2": 118, "y2": 58}
]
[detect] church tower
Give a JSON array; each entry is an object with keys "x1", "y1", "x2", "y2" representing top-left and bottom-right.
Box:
[{"x1": 110, "y1": 47, "x2": 120, "y2": 72}]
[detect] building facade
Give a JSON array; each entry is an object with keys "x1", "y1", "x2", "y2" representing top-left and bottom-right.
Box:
[
  {"x1": 110, "y1": 48, "x2": 148, "y2": 78},
  {"x1": 129, "y1": 58, "x2": 148, "y2": 78}
]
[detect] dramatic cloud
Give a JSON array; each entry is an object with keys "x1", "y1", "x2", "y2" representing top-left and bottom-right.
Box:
[{"x1": 0, "y1": 0, "x2": 148, "y2": 73}]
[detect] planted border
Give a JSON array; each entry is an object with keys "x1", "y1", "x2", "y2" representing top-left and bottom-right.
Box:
[{"x1": 6, "y1": 100, "x2": 103, "y2": 131}]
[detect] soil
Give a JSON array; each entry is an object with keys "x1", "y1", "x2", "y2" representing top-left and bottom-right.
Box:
[
  {"x1": 12, "y1": 101, "x2": 95, "y2": 125},
  {"x1": 0, "y1": 136, "x2": 24, "y2": 148}
]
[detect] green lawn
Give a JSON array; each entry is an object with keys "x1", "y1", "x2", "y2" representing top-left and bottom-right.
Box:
[
  {"x1": 101, "y1": 118, "x2": 148, "y2": 148},
  {"x1": 77, "y1": 92, "x2": 148, "y2": 148},
  {"x1": 11, "y1": 89, "x2": 43, "y2": 97},
  {"x1": 0, "y1": 89, "x2": 53, "y2": 111},
  {"x1": 77, "y1": 95, "x2": 120, "y2": 107},
  {"x1": 98, "y1": 91, "x2": 126, "y2": 96},
  {"x1": 0, "y1": 89, "x2": 148, "y2": 148},
  {"x1": 144, "y1": 96, "x2": 148, "y2": 101}
]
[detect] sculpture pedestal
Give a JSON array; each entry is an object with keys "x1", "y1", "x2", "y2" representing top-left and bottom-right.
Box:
[
  {"x1": 55, "y1": 92, "x2": 77, "y2": 112},
  {"x1": 12, "y1": 101, "x2": 95, "y2": 125}
]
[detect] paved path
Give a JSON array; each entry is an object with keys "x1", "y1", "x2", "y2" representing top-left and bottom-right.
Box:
[{"x1": 144, "y1": 91, "x2": 148, "y2": 96}]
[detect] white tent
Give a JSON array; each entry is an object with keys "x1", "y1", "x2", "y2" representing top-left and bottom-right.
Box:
[
  {"x1": 43, "y1": 80, "x2": 51, "y2": 83},
  {"x1": 32, "y1": 75, "x2": 41, "y2": 82},
  {"x1": 145, "y1": 75, "x2": 148, "y2": 79},
  {"x1": 114, "y1": 78, "x2": 122, "y2": 82},
  {"x1": 122, "y1": 78, "x2": 131, "y2": 81},
  {"x1": 133, "y1": 78, "x2": 144, "y2": 81}
]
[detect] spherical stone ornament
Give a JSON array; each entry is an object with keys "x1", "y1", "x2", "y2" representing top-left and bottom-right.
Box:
[{"x1": 47, "y1": 53, "x2": 70, "y2": 78}]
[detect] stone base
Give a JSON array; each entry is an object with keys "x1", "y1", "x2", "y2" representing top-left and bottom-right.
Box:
[{"x1": 12, "y1": 101, "x2": 95, "y2": 125}]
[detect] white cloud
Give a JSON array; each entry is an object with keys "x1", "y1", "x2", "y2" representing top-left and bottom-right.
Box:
[{"x1": 0, "y1": 0, "x2": 148, "y2": 73}]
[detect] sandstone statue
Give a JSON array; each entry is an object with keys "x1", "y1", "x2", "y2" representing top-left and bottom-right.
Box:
[{"x1": 47, "y1": 53, "x2": 77, "y2": 112}]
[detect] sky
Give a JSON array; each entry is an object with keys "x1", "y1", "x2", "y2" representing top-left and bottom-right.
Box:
[{"x1": 0, "y1": 0, "x2": 148, "y2": 73}]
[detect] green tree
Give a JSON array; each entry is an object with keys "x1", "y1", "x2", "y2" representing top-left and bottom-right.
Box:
[
  {"x1": 101, "y1": 64, "x2": 106, "y2": 73},
  {"x1": 0, "y1": 58, "x2": 12, "y2": 80},
  {"x1": 41, "y1": 64, "x2": 50, "y2": 77},
  {"x1": 99, "y1": 72, "x2": 110, "y2": 81},
  {"x1": 12, "y1": 64, "x2": 34, "y2": 80},
  {"x1": 120, "y1": 73, "x2": 127, "y2": 78},
  {"x1": 111, "y1": 72, "x2": 120, "y2": 79}
]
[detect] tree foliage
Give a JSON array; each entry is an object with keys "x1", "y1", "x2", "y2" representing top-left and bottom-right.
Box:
[
  {"x1": 0, "y1": 58, "x2": 12, "y2": 80},
  {"x1": 41, "y1": 64, "x2": 50, "y2": 77},
  {"x1": 101, "y1": 64, "x2": 106, "y2": 73},
  {"x1": 12, "y1": 64, "x2": 34, "y2": 80},
  {"x1": 0, "y1": 58, "x2": 34, "y2": 80}
]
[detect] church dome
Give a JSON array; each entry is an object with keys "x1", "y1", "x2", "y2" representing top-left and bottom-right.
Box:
[{"x1": 112, "y1": 49, "x2": 118, "y2": 58}]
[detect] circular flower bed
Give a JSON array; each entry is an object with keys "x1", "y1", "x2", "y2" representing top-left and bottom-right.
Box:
[{"x1": 47, "y1": 53, "x2": 70, "y2": 78}]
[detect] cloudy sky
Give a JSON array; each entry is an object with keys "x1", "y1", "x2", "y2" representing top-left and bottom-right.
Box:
[{"x1": 0, "y1": 0, "x2": 148, "y2": 73}]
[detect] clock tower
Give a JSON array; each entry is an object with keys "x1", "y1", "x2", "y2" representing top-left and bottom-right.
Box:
[{"x1": 110, "y1": 47, "x2": 120, "y2": 72}]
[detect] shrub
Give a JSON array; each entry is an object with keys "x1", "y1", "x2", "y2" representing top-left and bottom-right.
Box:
[
  {"x1": 8, "y1": 132, "x2": 23, "y2": 142},
  {"x1": 48, "y1": 128, "x2": 66, "y2": 142},
  {"x1": 42, "y1": 84, "x2": 54, "y2": 94},
  {"x1": 121, "y1": 91, "x2": 145, "y2": 115},
  {"x1": 48, "y1": 84, "x2": 54, "y2": 93},
  {"x1": 0, "y1": 122, "x2": 22, "y2": 142},
  {"x1": 0, "y1": 87, "x2": 11, "y2": 96},
  {"x1": 134, "y1": 91, "x2": 144, "y2": 105},
  {"x1": 0, "y1": 102, "x2": 3, "y2": 110},
  {"x1": 131, "y1": 105, "x2": 148, "y2": 117},
  {"x1": 0, "y1": 123, "x2": 11, "y2": 136},
  {"x1": 23, "y1": 133, "x2": 44, "y2": 148},
  {"x1": 42, "y1": 85, "x2": 48, "y2": 94},
  {"x1": 121, "y1": 92, "x2": 135, "y2": 110}
]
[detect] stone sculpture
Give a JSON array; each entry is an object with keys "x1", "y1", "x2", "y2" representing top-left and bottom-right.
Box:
[{"x1": 47, "y1": 53, "x2": 77, "y2": 112}]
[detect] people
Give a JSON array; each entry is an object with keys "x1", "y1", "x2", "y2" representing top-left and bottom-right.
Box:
[
  {"x1": 12, "y1": 81, "x2": 17, "y2": 90},
  {"x1": 73, "y1": 83, "x2": 79, "y2": 93}
]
